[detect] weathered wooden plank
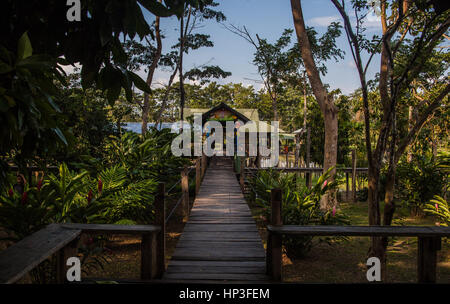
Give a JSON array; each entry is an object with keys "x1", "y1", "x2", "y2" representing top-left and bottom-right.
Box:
[
  {"x1": 172, "y1": 248, "x2": 265, "y2": 259},
  {"x1": 166, "y1": 265, "x2": 266, "y2": 274},
  {"x1": 163, "y1": 157, "x2": 268, "y2": 282},
  {"x1": 183, "y1": 224, "x2": 258, "y2": 232},
  {"x1": 61, "y1": 223, "x2": 161, "y2": 234},
  {"x1": 188, "y1": 219, "x2": 255, "y2": 224},
  {"x1": 175, "y1": 241, "x2": 263, "y2": 248},
  {"x1": 0, "y1": 224, "x2": 81, "y2": 284},
  {"x1": 168, "y1": 260, "x2": 266, "y2": 267},
  {"x1": 268, "y1": 225, "x2": 450, "y2": 237},
  {"x1": 163, "y1": 272, "x2": 270, "y2": 281},
  {"x1": 180, "y1": 231, "x2": 261, "y2": 240}
]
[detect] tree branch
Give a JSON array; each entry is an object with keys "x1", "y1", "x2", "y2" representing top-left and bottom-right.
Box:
[{"x1": 395, "y1": 83, "x2": 450, "y2": 162}]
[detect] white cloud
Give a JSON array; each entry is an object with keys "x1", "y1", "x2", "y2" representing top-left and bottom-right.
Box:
[
  {"x1": 308, "y1": 15, "x2": 340, "y2": 27},
  {"x1": 363, "y1": 12, "x2": 381, "y2": 30},
  {"x1": 307, "y1": 11, "x2": 381, "y2": 31}
]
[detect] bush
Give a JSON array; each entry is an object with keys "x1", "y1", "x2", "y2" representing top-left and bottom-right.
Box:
[
  {"x1": 356, "y1": 187, "x2": 368, "y2": 202},
  {"x1": 424, "y1": 196, "x2": 450, "y2": 227},
  {"x1": 395, "y1": 155, "x2": 447, "y2": 216},
  {"x1": 249, "y1": 168, "x2": 349, "y2": 259}
]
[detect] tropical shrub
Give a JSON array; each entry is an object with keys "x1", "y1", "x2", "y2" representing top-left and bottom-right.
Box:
[
  {"x1": 103, "y1": 129, "x2": 189, "y2": 184},
  {"x1": 395, "y1": 154, "x2": 447, "y2": 216},
  {"x1": 249, "y1": 168, "x2": 349, "y2": 259},
  {"x1": 424, "y1": 196, "x2": 450, "y2": 227},
  {"x1": 0, "y1": 163, "x2": 158, "y2": 283}
]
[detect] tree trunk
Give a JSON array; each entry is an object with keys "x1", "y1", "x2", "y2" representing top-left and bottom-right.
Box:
[
  {"x1": 351, "y1": 149, "x2": 357, "y2": 203},
  {"x1": 290, "y1": 0, "x2": 338, "y2": 209},
  {"x1": 154, "y1": 65, "x2": 179, "y2": 128},
  {"x1": 294, "y1": 134, "x2": 300, "y2": 167},
  {"x1": 178, "y1": 6, "x2": 192, "y2": 122},
  {"x1": 407, "y1": 106, "x2": 413, "y2": 162},
  {"x1": 271, "y1": 91, "x2": 278, "y2": 122},
  {"x1": 141, "y1": 12, "x2": 162, "y2": 135},
  {"x1": 179, "y1": 15, "x2": 185, "y2": 122},
  {"x1": 303, "y1": 72, "x2": 307, "y2": 129}
]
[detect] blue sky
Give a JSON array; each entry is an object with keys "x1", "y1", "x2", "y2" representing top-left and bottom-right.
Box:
[{"x1": 140, "y1": 0, "x2": 382, "y2": 94}]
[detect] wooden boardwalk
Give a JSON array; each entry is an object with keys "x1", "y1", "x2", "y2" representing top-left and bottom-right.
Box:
[{"x1": 163, "y1": 157, "x2": 269, "y2": 283}]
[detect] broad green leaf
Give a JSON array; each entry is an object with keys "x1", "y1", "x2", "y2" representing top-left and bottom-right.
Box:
[
  {"x1": 0, "y1": 62, "x2": 13, "y2": 74},
  {"x1": 137, "y1": 0, "x2": 173, "y2": 17},
  {"x1": 106, "y1": 85, "x2": 121, "y2": 105},
  {"x1": 17, "y1": 32, "x2": 33, "y2": 60},
  {"x1": 53, "y1": 128, "x2": 68, "y2": 146},
  {"x1": 128, "y1": 71, "x2": 151, "y2": 94}
]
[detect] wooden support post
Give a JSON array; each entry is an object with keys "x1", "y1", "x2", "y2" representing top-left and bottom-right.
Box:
[
  {"x1": 240, "y1": 157, "x2": 245, "y2": 190},
  {"x1": 56, "y1": 238, "x2": 79, "y2": 283},
  {"x1": 201, "y1": 153, "x2": 207, "y2": 179},
  {"x1": 141, "y1": 232, "x2": 156, "y2": 280},
  {"x1": 256, "y1": 153, "x2": 261, "y2": 169},
  {"x1": 352, "y1": 150, "x2": 357, "y2": 203},
  {"x1": 266, "y1": 188, "x2": 282, "y2": 281},
  {"x1": 195, "y1": 158, "x2": 201, "y2": 195},
  {"x1": 346, "y1": 172, "x2": 349, "y2": 199},
  {"x1": 181, "y1": 166, "x2": 189, "y2": 221},
  {"x1": 418, "y1": 236, "x2": 440, "y2": 283},
  {"x1": 154, "y1": 183, "x2": 165, "y2": 278},
  {"x1": 305, "y1": 127, "x2": 311, "y2": 189}
]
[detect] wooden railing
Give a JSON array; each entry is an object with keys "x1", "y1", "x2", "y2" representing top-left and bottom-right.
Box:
[
  {"x1": 165, "y1": 156, "x2": 208, "y2": 222},
  {"x1": 243, "y1": 165, "x2": 369, "y2": 201},
  {"x1": 0, "y1": 156, "x2": 210, "y2": 284},
  {"x1": 266, "y1": 188, "x2": 450, "y2": 283},
  {"x1": 0, "y1": 223, "x2": 162, "y2": 284}
]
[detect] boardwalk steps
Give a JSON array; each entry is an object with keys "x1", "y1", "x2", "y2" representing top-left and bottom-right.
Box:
[{"x1": 162, "y1": 157, "x2": 270, "y2": 283}]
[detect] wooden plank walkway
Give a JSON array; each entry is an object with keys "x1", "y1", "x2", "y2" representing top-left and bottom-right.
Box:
[{"x1": 163, "y1": 157, "x2": 270, "y2": 283}]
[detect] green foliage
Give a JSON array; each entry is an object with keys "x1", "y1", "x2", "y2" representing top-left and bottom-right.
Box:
[
  {"x1": 395, "y1": 154, "x2": 447, "y2": 216},
  {"x1": 0, "y1": 161, "x2": 159, "y2": 243},
  {"x1": 0, "y1": 0, "x2": 210, "y2": 182},
  {"x1": 0, "y1": 185, "x2": 49, "y2": 241},
  {"x1": 424, "y1": 196, "x2": 450, "y2": 227},
  {"x1": 0, "y1": 32, "x2": 69, "y2": 176},
  {"x1": 104, "y1": 129, "x2": 189, "y2": 184},
  {"x1": 249, "y1": 168, "x2": 349, "y2": 259},
  {"x1": 56, "y1": 73, "x2": 118, "y2": 159}
]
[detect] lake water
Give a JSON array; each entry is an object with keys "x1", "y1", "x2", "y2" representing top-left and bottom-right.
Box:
[{"x1": 123, "y1": 122, "x2": 193, "y2": 134}]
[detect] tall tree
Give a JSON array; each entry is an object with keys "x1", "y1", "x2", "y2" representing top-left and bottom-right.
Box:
[
  {"x1": 142, "y1": 6, "x2": 162, "y2": 135},
  {"x1": 176, "y1": 0, "x2": 227, "y2": 121},
  {"x1": 331, "y1": 0, "x2": 450, "y2": 278},
  {"x1": 1, "y1": 0, "x2": 200, "y2": 182},
  {"x1": 224, "y1": 27, "x2": 298, "y2": 123},
  {"x1": 153, "y1": 1, "x2": 229, "y2": 126},
  {"x1": 290, "y1": 0, "x2": 342, "y2": 209}
]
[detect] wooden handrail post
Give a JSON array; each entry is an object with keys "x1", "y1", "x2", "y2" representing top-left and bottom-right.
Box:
[
  {"x1": 201, "y1": 153, "x2": 207, "y2": 178},
  {"x1": 267, "y1": 188, "x2": 282, "y2": 281},
  {"x1": 56, "y1": 238, "x2": 79, "y2": 283},
  {"x1": 141, "y1": 232, "x2": 156, "y2": 280},
  {"x1": 195, "y1": 157, "x2": 201, "y2": 195},
  {"x1": 352, "y1": 150, "x2": 357, "y2": 203},
  {"x1": 418, "y1": 236, "x2": 440, "y2": 283},
  {"x1": 154, "y1": 183, "x2": 165, "y2": 278},
  {"x1": 305, "y1": 127, "x2": 311, "y2": 189},
  {"x1": 181, "y1": 165, "x2": 189, "y2": 221},
  {"x1": 240, "y1": 157, "x2": 245, "y2": 190},
  {"x1": 346, "y1": 172, "x2": 349, "y2": 199}
]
